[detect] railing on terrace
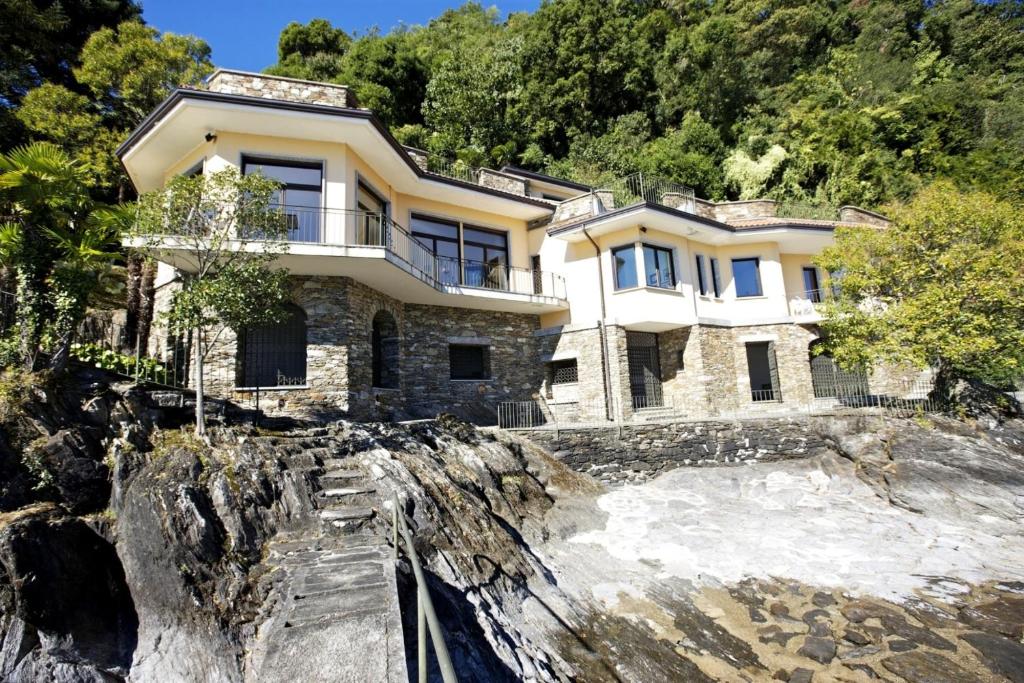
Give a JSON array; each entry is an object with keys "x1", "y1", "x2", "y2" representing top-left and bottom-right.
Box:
[
  {"x1": 421, "y1": 155, "x2": 481, "y2": 185},
  {"x1": 164, "y1": 206, "x2": 567, "y2": 301},
  {"x1": 605, "y1": 172, "x2": 696, "y2": 213},
  {"x1": 789, "y1": 288, "x2": 833, "y2": 317},
  {"x1": 498, "y1": 375, "x2": 947, "y2": 430}
]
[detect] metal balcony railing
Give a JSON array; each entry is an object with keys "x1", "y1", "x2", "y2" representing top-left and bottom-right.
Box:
[
  {"x1": 421, "y1": 155, "x2": 481, "y2": 184},
  {"x1": 163, "y1": 206, "x2": 567, "y2": 301},
  {"x1": 605, "y1": 172, "x2": 696, "y2": 213}
]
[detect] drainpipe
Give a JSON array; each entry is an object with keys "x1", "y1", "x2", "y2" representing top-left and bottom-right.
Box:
[{"x1": 583, "y1": 224, "x2": 615, "y2": 422}]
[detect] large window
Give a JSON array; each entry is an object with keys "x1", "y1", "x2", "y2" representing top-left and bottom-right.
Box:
[
  {"x1": 241, "y1": 156, "x2": 322, "y2": 243},
  {"x1": 612, "y1": 245, "x2": 637, "y2": 290},
  {"x1": 463, "y1": 226, "x2": 508, "y2": 290},
  {"x1": 411, "y1": 215, "x2": 460, "y2": 285},
  {"x1": 237, "y1": 303, "x2": 307, "y2": 388},
  {"x1": 449, "y1": 344, "x2": 490, "y2": 380},
  {"x1": 732, "y1": 257, "x2": 763, "y2": 297},
  {"x1": 643, "y1": 244, "x2": 675, "y2": 289}
]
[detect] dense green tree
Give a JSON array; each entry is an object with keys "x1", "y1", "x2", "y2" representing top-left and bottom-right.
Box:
[
  {"x1": 17, "y1": 21, "x2": 213, "y2": 199},
  {"x1": 264, "y1": 19, "x2": 351, "y2": 82},
  {"x1": 0, "y1": 142, "x2": 123, "y2": 372},
  {"x1": 639, "y1": 112, "x2": 727, "y2": 199},
  {"x1": 815, "y1": 182, "x2": 1024, "y2": 392}
]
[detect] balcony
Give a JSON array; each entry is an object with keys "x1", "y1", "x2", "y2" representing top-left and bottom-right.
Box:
[
  {"x1": 130, "y1": 206, "x2": 568, "y2": 314},
  {"x1": 605, "y1": 172, "x2": 696, "y2": 213},
  {"x1": 788, "y1": 288, "x2": 830, "y2": 320}
]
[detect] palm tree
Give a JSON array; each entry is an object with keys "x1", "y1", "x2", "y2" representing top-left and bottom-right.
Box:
[{"x1": 0, "y1": 142, "x2": 123, "y2": 372}]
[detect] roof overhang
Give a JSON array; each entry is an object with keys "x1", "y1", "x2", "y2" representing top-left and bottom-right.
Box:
[
  {"x1": 118, "y1": 90, "x2": 554, "y2": 221},
  {"x1": 548, "y1": 203, "x2": 838, "y2": 252}
]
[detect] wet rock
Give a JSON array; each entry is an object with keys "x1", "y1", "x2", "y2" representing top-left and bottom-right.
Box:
[
  {"x1": 808, "y1": 621, "x2": 831, "y2": 637},
  {"x1": 758, "y1": 625, "x2": 801, "y2": 647},
  {"x1": 961, "y1": 631, "x2": 1024, "y2": 683},
  {"x1": 749, "y1": 607, "x2": 767, "y2": 623},
  {"x1": 841, "y1": 600, "x2": 901, "y2": 624},
  {"x1": 839, "y1": 645, "x2": 881, "y2": 660},
  {"x1": 843, "y1": 662, "x2": 878, "y2": 678},
  {"x1": 902, "y1": 598, "x2": 959, "y2": 630},
  {"x1": 881, "y1": 651, "x2": 972, "y2": 683},
  {"x1": 811, "y1": 592, "x2": 836, "y2": 607},
  {"x1": 801, "y1": 608, "x2": 831, "y2": 626},
  {"x1": 889, "y1": 639, "x2": 917, "y2": 652},
  {"x1": 878, "y1": 615, "x2": 955, "y2": 651},
  {"x1": 958, "y1": 596, "x2": 1024, "y2": 639},
  {"x1": 789, "y1": 668, "x2": 814, "y2": 683},
  {"x1": 796, "y1": 636, "x2": 836, "y2": 664},
  {"x1": 843, "y1": 629, "x2": 871, "y2": 646}
]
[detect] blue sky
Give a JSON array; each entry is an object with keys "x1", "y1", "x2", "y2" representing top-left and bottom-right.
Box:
[{"x1": 141, "y1": 0, "x2": 542, "y2": 72}]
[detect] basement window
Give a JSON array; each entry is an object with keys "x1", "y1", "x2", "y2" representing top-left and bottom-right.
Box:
[
  {"x1": 549, "y1": 358, "x2": 579, "y2": 385},
  {"x1": 449, "y1": 344, "x2": 490, "y2": 380}
]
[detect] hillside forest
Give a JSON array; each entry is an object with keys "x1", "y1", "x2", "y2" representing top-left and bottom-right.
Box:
[{"x1": 2, "y1": 0, "x2": 1023, "y2": 211}]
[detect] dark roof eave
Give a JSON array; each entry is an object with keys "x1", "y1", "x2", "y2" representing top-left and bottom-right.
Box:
[
  {"x1": 546, "y1": 201, "x2": 840, "y2": 237},
  {"x1": 117, "y1": 89, "x2": 554, "y2": 210}
]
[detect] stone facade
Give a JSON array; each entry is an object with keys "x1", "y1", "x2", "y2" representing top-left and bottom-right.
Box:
[
  {"x1": 535, "y1": 325, "x2": 609, "y2": 421},
  {"x1": 476, "y1": 169, "x2": 527, "y2": 196},
  {"x1": 189, "y1": 276, "x2": 543, "y2": 422},
  {"x1": 205, "y1": 71, "x2": 358, "y2": 109},
  {"x1": 522, "y1": 417, "x2": 831, "y2": 484},
  {"x1": 839, "y1": 206, "x2": 890, "y2": 228}
]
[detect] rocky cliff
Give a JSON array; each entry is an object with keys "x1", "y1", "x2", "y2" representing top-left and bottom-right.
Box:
[{"x1": 2, "y1": 369, "x2": 1023, "y2": 682}]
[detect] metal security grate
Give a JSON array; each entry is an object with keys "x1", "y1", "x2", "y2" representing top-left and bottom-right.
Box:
[
  {"x1": 550, "y1": 359, "x2": 578, "y2": 384},
  {"x1": 238, "y1": 304, "x2": 307, "y2": 388},
  {"x1": 627, "y1": 331, "x2": 663, "y2": 408},
  {"x1": 449, "y1": 344, "x2": 489, "y2": 380}
]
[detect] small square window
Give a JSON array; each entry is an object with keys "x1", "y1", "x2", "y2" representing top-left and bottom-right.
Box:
[
  {"x1": 449, "y1": 344, "x2": 490, "y2": 380},
  {"x1": 549, "y1": 358, "x2": 578, "y2": 384}
]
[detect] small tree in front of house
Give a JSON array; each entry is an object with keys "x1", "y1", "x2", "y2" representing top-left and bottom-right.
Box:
[
  {"x1": 132, "y1": 168, "x2": 292, "y2": 435},
  {"x1": 814, "y1": 181, "x2": 1024, "y2": 403}
]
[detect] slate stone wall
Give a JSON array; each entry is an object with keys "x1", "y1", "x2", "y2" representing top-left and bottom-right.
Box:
[
  {"x1": 205, "y1": 71, "x2": 357, "y2": 108},
  {"x1": 521, "y1": 417, "x2": 831, "y2": 484}
]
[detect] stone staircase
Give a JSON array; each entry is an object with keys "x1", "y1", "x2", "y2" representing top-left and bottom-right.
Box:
[{"x1": 245, "y1": 429, "x2": 408, "y2": 683}]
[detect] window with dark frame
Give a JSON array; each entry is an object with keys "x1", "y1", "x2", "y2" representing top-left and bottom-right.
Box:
[
  {"x1": 411, "y1": 214, "x2": 461, "y2": 285},
  {"x1": 241, "y1": 156, "x2": 323, "y2": 242},
  {"x1": 549, "y1": 358, "x2": 578, "y2": 385},
  {"x1": 732, "y1": 257, "x2": 763, "y2": 297},
  {"x1": 449, "y1": 344, "x2": 490, "y2": 380},
  {"x1": 695, "y1": 254, "x2": 708, "y2": 295},
  {"x1": 612, "y1": 245, "x2": 638, "y2": 290},
  {"x1": 710, "y1": 257, "x2": 722, "y2": 297},
  {"x1": 802, "y1": 267, "x2": 822, "y2": 302},
  {"x1": 356, "y1": 180, "x2": 388, "y2": 246},
  {"x1": 642, "y1": 244, "x2": 676, "y2": 288},
  {"x1": 463, "y1": 225, "x2": 509, "y2": 290}
]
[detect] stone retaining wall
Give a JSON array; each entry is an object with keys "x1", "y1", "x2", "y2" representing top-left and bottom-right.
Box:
[{"x1": 520, "y1": 417, "x2": 831, "y2": 484}]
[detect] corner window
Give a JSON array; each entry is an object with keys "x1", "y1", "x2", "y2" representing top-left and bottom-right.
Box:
[
  {"x1": 612, "y1": 245, "x2": 637, "y2": 290},
  {"x1": 463, "y1": 226, "x2": 509, "y2": 290},
  {"x1": 695, "y1": 254, "x2": 708, "y2": 295},
  {"x1": 548, "y1": 358, "x2": 578, "y2": 385},
  {"x1": 449, "y1": 344, "x2": 490, "y2": 380},
  {"x1": 710, "y1": 258, "x2": 722, "y2": 297},
  {"x1": 732, "y1": 258, "x2": 763, "y2": 298},
  {"x1": 642, "y1": 244, "x2": 675, "y2": 289}
]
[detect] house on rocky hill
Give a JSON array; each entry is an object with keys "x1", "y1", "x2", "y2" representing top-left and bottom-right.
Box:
[{"x1": 118, "y1": 69, "x2": 918, "y2": 423}]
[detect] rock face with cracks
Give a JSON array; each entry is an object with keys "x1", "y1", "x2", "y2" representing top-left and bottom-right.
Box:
[{"x1": 3, "y1": 368, "x2": 1024, "y2": 681}]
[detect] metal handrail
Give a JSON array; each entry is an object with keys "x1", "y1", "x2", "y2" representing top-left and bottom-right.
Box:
[{"x1": 391, "y1": 495, "x2": 458, "y2": 683}]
